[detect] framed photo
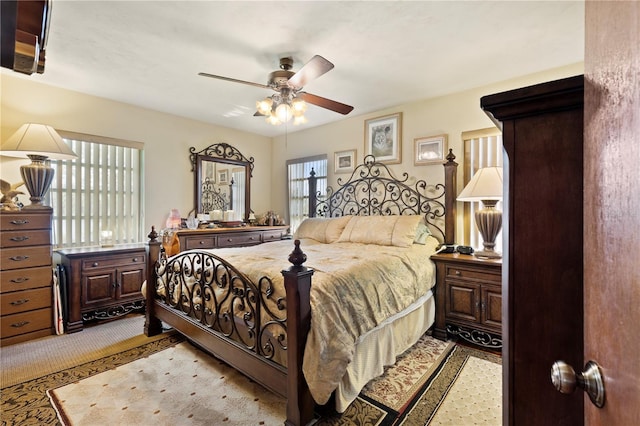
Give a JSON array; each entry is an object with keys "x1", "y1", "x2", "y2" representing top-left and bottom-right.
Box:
[
  {"x1": 217, "y1": 169, "x2": 229, "y2": 184},
  {"x1": 364, "y1": 112, "x2": 402, "y2": 164},
  {"x1": 414, "y1": 134, "x2": 448, "y2": 165},
  {"x1": 334, "y1": 149, "x2": 356, "y2": 174}
]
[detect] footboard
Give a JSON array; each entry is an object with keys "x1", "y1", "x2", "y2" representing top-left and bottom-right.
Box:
[{"x1": 145, "y1": 228, "x2": 315, "y2": 426}]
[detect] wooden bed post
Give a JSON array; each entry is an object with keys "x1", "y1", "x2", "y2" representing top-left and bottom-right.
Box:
[
  {"x1": 443, "y1": 149, "x2": 458, "y2": 245},
  {"x1": 308, "y1": 168, "x2": 317, "y2": 218},
  {"x1": 144, "y1": 226, "x2": 163, "y2": 336},
  {"x1": 282, "y1": 240, "x2": 315, "y2": 426}
]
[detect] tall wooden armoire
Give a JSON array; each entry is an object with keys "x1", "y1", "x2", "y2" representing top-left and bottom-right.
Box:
[{"x1": 481, "y1": 75, "x2": 585, "y2": 425}]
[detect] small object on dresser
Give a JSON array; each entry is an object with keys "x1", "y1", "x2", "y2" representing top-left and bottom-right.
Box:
[
  {"x1": 100, "y1": 230, "x2": 114, "y2": 247},
  {"x1": 456, "y1": 245, "x2": 474, "y2": 255}
]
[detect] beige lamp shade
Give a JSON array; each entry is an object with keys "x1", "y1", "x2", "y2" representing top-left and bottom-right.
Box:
[
  {"x1": 1, "y1": 123, "x2": 77, "y2": 160},
  {"x1": 458, "y1": 166, "x2": 504, "y2": 259},
  {"x1": 457, "y1": 166, "x2": 503, "y2": 201},
  {"x1": 1, "y1": 123, "x2": 77, "y2": 208}
]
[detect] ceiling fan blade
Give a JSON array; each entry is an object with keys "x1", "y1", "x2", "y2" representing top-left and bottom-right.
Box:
[
  {"x1": 253, "y1": 111, "x2": 266, "y2": 117},
  {"x1": 198, "y1": 72, "x2": 271, "y2": 90},
  {"x1": 287, "y1": 55, "x2": 334, "y2": 89},
  {"x1": 298, "y1": 92, "x2": 354, "y2": 115}
]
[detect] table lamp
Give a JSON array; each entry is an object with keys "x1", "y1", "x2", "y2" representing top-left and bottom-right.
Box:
[
  {"x1": 1, "y1": 123, "x2": 77, "y2": 209},
  {"x1": 457, "y1": 166, "x2": 503, "y2": 259}
]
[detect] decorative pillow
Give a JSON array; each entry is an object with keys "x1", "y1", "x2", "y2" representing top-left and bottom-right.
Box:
[
  {"x1": 414, "y1": 221, "x2": 432, "y2": 244},
  {"x1": 337, "y1": 215, "x2": 422, "y2": 247},
  {"x1": 294, "y1": 216, "x2": 353, "y2": 243}
]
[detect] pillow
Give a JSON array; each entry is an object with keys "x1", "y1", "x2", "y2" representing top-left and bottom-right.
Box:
[
  {"x1": 294, "y1": 216, "x2": 352, "y2": 243},
  {"x1": 414, "y1": 221, "x2": 432, "y2": 244},
  {"x1": 337, "y1": 215, "x2": 422, "y2": 247}
]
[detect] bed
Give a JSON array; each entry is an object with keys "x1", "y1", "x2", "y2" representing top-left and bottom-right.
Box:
[{"x1": 144, "y1": 152, "x2": 458, "y2": 425}]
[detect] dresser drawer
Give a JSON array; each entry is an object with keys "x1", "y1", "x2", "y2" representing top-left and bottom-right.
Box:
[
  {"x1": 445, "y1": 265, "x2": 500, "y2": 284},
  {"x1": 1, "y1": 266, "x2": 52, "y2": 293},
  {"x1": 262, "y1": 230, "x2": 285, "y2": 243},
  {"x1": 183, "y1": 235, "x2": 216, "y2": 250},
  {"x1": 1, "y1": 307, "x2": 52, "y2": 339},
  {"x1": 1, "y1": 287, "x2": 52, "y2": 315},
  {"x1": 1, "y1": 246, "x2": 52, "y2": 270},
  {"x1": 217, "y1": 232, "x2": 261, "y2": 247},
  {"x1": 0, "y1": 213, "x2": 51, "y2": 231},
  {"x1": 81, "y1": 253, "x2": 146, "y2": 270},
  {"x1": 1, "y1": 229, "x2": 51, "y2": 248}
]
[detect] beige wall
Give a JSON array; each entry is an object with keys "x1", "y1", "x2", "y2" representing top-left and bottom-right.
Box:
[
  {"x1": 271, "y1": 62, "x2": 584, "y2": 241},
  {"x1": 2, "y1": 63, "x2": 583, "y2": 244},
  {"x1": 1, "y1": 72, "x2": 272, "y2": 234}
]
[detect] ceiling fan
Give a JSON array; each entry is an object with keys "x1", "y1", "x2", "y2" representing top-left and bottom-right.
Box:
[{"x1": 198, "y1": 55, "x2": 354, "y2": 123}]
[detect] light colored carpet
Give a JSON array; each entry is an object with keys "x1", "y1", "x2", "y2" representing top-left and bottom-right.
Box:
[{"x1": 1, "y1": 314, "x2": 167, "y2": 388}]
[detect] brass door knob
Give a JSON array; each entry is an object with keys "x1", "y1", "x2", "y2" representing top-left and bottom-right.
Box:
[{"x1": 551, "y1": 360, "x2": 605, "y2": 408}]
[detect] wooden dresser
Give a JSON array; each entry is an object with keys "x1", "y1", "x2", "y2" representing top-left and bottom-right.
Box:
[
  {"x1": 58, "y1": 244, "x2": 146, "y2": 333},
  {"x1": 170, "y1": 225, "x2": 289, "y2": 254},
  {"x1": 431, "y1": 252, "x2": 502, "y2": 349},
  {"x1": 0, "y1": 209, "x2": 53, "y2": 346}
]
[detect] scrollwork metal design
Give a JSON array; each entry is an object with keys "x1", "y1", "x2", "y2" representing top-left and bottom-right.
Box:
[
  {"x1": 189, "y1": 142, "x2": 255, "y2": 176},
  {"x1": 155, "y1": 250, "x2": 286, "y2": 361},
  {"x1": 200, "y1": 177, "x2": 230, "y2": 212},
  {"x1": 446, "y1": 324, "x2": 502, "y2": 349},
  {"x1": 314, "y1": 155, "x2": 447, "y2": 241}
]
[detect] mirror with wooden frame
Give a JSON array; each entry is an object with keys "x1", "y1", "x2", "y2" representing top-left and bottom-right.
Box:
[{"x1": 190, "y1": 143, "x2": 254, "y2": 222}]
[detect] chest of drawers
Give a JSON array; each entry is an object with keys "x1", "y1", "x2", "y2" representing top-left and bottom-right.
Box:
[
  {"x1": 172, "y1": 225, "x2": 289, "y2": 253},
  {"x1": 0, "y1": 209, "x2": 53, "y2": 346},
  {"x1": 58, "y1": 244, "x2": 146, "y2": 333}
]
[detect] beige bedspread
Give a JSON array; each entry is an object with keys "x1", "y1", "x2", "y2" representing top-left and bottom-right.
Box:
[{"x1": 174, "y1": 236, "x2": 439, "y2": 405}]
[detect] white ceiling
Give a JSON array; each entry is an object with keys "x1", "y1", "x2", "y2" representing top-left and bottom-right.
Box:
[{"x1": 13, "y1": 1, "x2": 584, "y2": 138}]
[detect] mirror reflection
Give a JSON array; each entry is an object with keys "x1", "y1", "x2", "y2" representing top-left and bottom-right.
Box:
[{"x1": 191, "y1": 143, "x2": 253, "y2": 223}]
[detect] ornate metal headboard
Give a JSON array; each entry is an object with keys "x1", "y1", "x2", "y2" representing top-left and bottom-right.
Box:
[{"x1": 309, "y1": 152, "x2": 458, "y2": 244}]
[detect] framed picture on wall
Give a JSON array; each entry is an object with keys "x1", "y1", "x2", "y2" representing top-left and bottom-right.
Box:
[
  {"x1": 414, "y1": 134, "x2": 448, "y2": 165},
  {"x1": 364, "y1": 112, "x2": 402, "y2": 164},
  {"x1": 334, "y1": 149, "x2": 356, "y2": 174},
  {"x1": 217, "y1": 169, "x2": 229, "y2": 184}
]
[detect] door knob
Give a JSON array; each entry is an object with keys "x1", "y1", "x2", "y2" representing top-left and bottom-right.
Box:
[{"x1": 551, "y1": 360, "x2": 605, "y2": 408}]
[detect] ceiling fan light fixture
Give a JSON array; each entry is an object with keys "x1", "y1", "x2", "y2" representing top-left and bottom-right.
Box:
[
  {"x1": 266, "y1": 112, "x2": 281, "y2": 125},
  {"x1": 275, "y1": 102, "x2": 293, "y2": 123},
  {"x1": 291, "y1": 97, "x2": 307, "y2": 116},
  {"x1": 256, "y1": 98, "x2": 273, "y2": 115}
]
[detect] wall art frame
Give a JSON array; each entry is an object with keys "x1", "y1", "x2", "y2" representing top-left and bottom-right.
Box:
[
  {"x1": 334, "y1": 149, "x2": 357, "y2": 174},
  {"x1": 414, "y1": 134, "x2": 448, "y2": 165},
  {"x1": 364, "y1": 112, "x2": 402, "y2": 164}
]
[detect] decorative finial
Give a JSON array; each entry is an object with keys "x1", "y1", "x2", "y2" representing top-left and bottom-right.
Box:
[{"x1": 288, "y1": 239, "x2": 307, "y2": 267}]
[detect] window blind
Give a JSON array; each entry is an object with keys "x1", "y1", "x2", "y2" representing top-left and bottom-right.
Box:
[
  {"x1": 462, "y1": 128, "x2": 504, "y2": 252},
  {"x1": 49, "y1": 133, "x2": 144, "y2": 248},
  {"x1": 286, "y1": 155, "x2": 327, "y2": 233}
]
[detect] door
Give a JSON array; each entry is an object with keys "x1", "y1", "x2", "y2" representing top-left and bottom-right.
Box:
[{"x1": 583, "y1": 1, "x2": 640, "y2": 424}]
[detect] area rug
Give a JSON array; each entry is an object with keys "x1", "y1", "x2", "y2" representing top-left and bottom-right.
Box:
[
  {"x1": 1, "y1": 333, "x2": 502, "y2": 426},
  {"x1": 397, "y1": 345, "x2": 502, "y2": 425}
]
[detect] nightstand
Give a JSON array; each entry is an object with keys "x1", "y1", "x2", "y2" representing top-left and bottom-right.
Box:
[
  {"x1": 58, "y1": 244, "x2": 146, "y2": 333},
  {"x1": 431, "y1": 252, "x2": 502, "y2": 349}
]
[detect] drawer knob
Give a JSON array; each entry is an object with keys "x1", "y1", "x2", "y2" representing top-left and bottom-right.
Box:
[
  {"x1": 92, "y1": 262, "x2": 99, "y2": 267},
  {"x1": 250, "y1": 236, "x2": 255, "y2": 240},
  {"x1": 9, "y1": 236, "x2": 29, "y2": 242},
  {"x1": 455, "y1": 270, "x2": 461, "y2": 275},
  {"x1": 199, "y1": 241, "x2": 205, "y2": 245},
  {"x1": 10, "y1": 299, "x2": 30, "y2": 306},
  {"x1": 11, "y1": 321, "x2": 29, "y2": 328},
  {"x1": 227, "y1": 238, "x2": 233, "y2": 242},
  {"x1": 9, "y1": 220, "x2": 29, "y2": 225},
  {"x1": 10, "y1": 277, "x2": 29, "y2": 283},
  {"x1": 9, "y1": 255, "x2": 29, "y2": 262},
  {"x1": 133, "y1": 257, "x2": 139, "y2": 262}
]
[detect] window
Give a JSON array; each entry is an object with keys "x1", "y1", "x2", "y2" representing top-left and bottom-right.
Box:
[
  {"x1": 462, "y1": 128, "x2": 503, "y2": 253},
  {"x1": 49, "y1": 131, "x2": 144, "y2": 248},
  {"x1": 286, "y1": 155, "x2": 327, "y2": 233}
]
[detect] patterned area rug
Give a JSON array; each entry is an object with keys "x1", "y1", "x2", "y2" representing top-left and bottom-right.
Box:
[{"x1": 1, "y1": 333, "x2": 499, "y2": 425}]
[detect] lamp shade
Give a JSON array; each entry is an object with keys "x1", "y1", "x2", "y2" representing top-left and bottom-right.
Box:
[
  {"x1": 457, "y1": 166, "x2": 503, "y2": 201},
  {"x1": 1, "y1": 123, "x2": 77, "y2": 160}
]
